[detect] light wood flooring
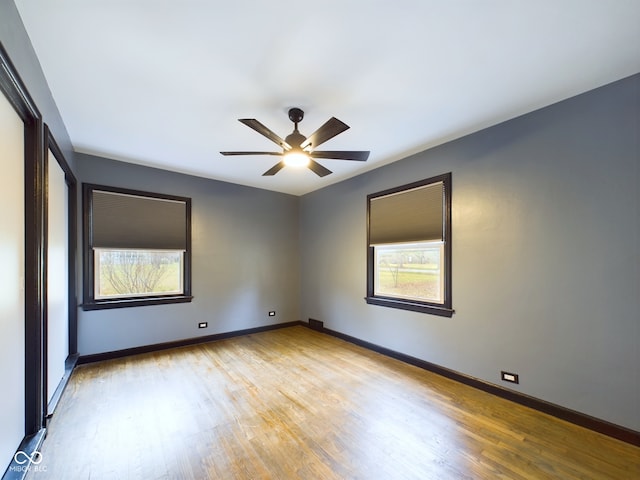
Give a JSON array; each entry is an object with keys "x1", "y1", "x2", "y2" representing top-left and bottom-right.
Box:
[{"x1": 27, "y1": 326, "x2": 639, "y2": 479}]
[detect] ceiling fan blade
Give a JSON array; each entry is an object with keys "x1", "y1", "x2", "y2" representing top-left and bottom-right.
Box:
[
  {"x1": 310, "y1": 150, "x2": 370, "y2": 161},
  {"x1": 220, "y1": 151, "x2": 283, "y2": 156},
  {"x1": 239, "y1": 119, "x2": 292, "y2": 150},
  {"x1": 300, "y1": 117, "x2": 349, "y2": 150},
  {"x1": 307, "y1": 159, "x2": 332, "y2": 177},
  {"x1": 262, "y1": 161, "x2": 286, "y2": 176}
]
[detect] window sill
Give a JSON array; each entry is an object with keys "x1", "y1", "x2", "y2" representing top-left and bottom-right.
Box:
[
  {"x1": 81, "y1": 295, "x2": 193, "y2": 311},
  {"x1": 365, "y1": 296, "x2": 454, "y2": 317}
]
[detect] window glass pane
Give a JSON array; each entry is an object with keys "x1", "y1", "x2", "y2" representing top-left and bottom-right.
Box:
[
  {"x1": 94, "y1": 249, "x2": 183, "y2": 299},
  {"x1": 374, "y1": 241, "x2": 444, "y2": 303}
]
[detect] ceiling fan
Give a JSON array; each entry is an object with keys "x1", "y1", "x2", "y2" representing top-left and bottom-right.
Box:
[{"x1": 220, "y1": 108, "x2": 369, "y2": 177}]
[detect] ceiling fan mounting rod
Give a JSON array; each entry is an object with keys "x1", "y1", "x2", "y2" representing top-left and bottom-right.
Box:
[{"x1": 286, "y1": 108, "x2": 307, "y2": 148}]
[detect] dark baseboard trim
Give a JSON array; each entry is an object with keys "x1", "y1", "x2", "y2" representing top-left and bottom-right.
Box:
[
  {"x1": 78, "y1": 321, "x2": 303, "y2": 365},
  {"x1": 303, "y1": 321, "x2": 640, "y2": 447},
  {"x1": 2, "y1": 429, "x2": 46, "y2": 480}
]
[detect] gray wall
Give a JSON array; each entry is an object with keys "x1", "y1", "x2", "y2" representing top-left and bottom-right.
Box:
[
  {"x1": 76, "y1": 154, "x2": 300, "y2": 355},
  {"x1": 0, "y1": 1, "x2": 75, "y2": 167},
  {"x1": 299, "y1": 74, "x2": 640, "y2": 431}
]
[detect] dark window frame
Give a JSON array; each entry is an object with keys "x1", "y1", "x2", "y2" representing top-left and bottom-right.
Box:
[
  {"x1": 365, "y1": 172, "x2": 454, "y2": 317},
  {"x1": 82, "y1": 183, "x2": 193, "y2": 310}
]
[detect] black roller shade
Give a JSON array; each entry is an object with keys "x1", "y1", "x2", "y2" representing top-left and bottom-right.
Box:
[
  {"x1": 91, "y1": 190, "x2": 187, "y2": 250},
  {"x1": 369, "y1": 181, "x2": 444, "y2": 245}
]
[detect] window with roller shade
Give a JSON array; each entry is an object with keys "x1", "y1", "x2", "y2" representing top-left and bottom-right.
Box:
[
  {"x1": 366, "y1": 173, "x2": 453, "y2": 317},
  {"x1": 82, "y1": 184, "x2": 192, "y2": 310}
]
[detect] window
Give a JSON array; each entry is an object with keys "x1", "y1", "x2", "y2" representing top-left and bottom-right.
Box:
[
  {"x1": 82, "y1": 184, "x2": 192, "y2": 310},
  {"x1": 93, "y1": 249, "x2": 184, "y2": 299},
  {"x1": 366, "y1": 173, "x2": 453, "y2": 317}
]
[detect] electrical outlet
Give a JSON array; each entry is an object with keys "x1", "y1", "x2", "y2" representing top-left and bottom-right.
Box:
[
  {"x1": 501, "y1": 371, "x2": 519, "y2": 384},
  {"x1": 268, "y1": 311, "x2": 276, "y2": 317},
  {"x1": 198, "y1": 322, "x2": 208, "y2": 329}
]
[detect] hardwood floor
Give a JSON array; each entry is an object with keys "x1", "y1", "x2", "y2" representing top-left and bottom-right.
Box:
[{"x1": 28, "y1": 326, "x2": 639, "y2": 479}]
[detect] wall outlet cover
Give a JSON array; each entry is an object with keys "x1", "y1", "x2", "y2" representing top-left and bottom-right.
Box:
[{"x1": 501, "y1": 371, "x2": 519, "y2": 384}]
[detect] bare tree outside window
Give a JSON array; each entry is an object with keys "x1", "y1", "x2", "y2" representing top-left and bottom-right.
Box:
[
  {"x1": 375, "y1": 242, "x2": 443, "y2": 303},
  {"x1": 95, "y1": 249, "x2": 183, "y2": 298}
]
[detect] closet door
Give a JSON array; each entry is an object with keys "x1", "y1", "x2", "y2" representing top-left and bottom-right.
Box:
[
  {"x1": 0, "y1": 76, "x2": 26, "y2": 467},
  {"x1": 46, "y1": 148, "x2": 69, "y2": 409}
]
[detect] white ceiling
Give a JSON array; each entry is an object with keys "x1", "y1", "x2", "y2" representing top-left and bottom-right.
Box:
[{"x1": 15, "y1": 1, "x2": 640, "y2": 196}]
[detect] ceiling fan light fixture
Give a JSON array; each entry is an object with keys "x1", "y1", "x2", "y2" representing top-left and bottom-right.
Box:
[
  {"x1": 220, "y1": 108, "x2": 369, "y2": 177},
  {"x1": 283, "y1": 151, "x2": 310, "y2": 168}
]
